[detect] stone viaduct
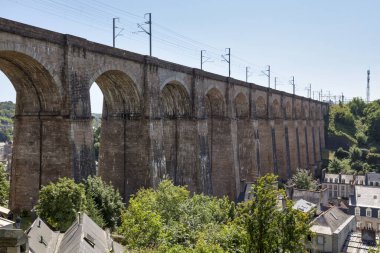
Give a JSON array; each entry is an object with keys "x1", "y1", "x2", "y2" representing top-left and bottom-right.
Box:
[{"x1": 0, "y1": 18, "x2": 328, "y2": 211}]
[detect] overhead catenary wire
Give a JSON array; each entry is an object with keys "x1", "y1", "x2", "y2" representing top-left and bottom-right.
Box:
[{"x1": 9, "y1": 0, "x2": 328, "y2": 96}]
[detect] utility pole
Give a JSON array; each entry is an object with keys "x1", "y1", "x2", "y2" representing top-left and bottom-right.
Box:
[
  {"x1": 261, "y1": 65, "x2": 271, "y2": 88},
  {"x1": 320, "y1": 89, "x2": 323, "y2": 101},
  {"x1": 309, "y1": 84, "x2": 312, "y2": 98},
  {"x1": 341, "y1": 92, "x2": 344, "y2": 104},
  {"x1": 246, "y1": 66, "x2": 251, "y2": 83},
  {"x1": 137, "y1": 13, "x2": 152, "y2": 56},
  {"x1": 367, "y1": 69, "x2": 370, "y2": 103},
  {"x1": 221, "y1": 48, "x2": 231, "y2": 77},
  {"x1": 274, "y1": 77, "x2": 277, "y2": 89},
  {"x1": 112, "y1": 18, "x2": 124, "y2": 48},
  {"x1": 113, "y1": 18, "x2": 116, "y2": 47},
  {"x1": 291, "y1": 76, "x2": 295, "y2": 95}
]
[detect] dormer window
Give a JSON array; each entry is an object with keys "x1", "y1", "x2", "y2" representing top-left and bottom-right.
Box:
[
  {"x1": 330, "y1": 178, "x2": 333, "y2": 183},
  {"x1": 370, "y1": 182, "x2": 374, "y2": 186},
  {"x1": 366, "y1": 208, "x2": 372, "y2": 217},
  {"x1": 335, "y1": 178, "x2": 338, "y2": 183},
  {"x1": 342, "y1": 179, "x2": 345, "y2": 184}
]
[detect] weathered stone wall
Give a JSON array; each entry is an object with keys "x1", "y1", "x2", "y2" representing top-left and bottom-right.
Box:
[{"x1": 0, "y1": 18, "x2": 329, "y2": 210}]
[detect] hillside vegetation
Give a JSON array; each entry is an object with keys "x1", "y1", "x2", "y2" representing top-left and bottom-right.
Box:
[
  {"x1": 0, "y1": 101, "x2": 15, "y2": 142},
  {"x1": 327, "y1": 98, "x2": 380, "y2": 174}
]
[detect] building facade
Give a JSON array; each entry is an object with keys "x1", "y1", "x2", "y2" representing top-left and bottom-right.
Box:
[{"x1": 349, "y1": 185, "x2": 380, "y2": 232}]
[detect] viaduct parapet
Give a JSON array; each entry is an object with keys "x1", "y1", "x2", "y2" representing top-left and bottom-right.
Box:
[{"x1": 0, "y1": 18, "x2": 328, "y2": 211}]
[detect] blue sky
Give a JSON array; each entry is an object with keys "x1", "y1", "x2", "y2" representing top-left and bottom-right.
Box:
[{"x1": 0, "y1": 0, "x2": 379, "y2": 113}]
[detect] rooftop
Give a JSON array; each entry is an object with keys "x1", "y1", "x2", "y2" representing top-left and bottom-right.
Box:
[
  {"x1": 293, "y1": 199, "x2": 316, "y2": 213},
  {"x1": 27, "y1": 213, "x2": 124, "y2": 253},
  {"x1": 350, "y1": 185, "x2": 380, "y2": 209},
  {"x1": 341, "y1": 232, "x2": 378, "y2": 252},
  {"x1": 311, "y1": 206, "x2": 354, "y2": 235}
]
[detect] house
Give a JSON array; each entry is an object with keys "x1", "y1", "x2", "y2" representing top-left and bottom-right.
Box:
[
  {"x1": 0, "y1": 224, "x2": 28, "y2": 253},
  {"x1": 322, "y1": 173, "x2": 365, "y2": 199},
  {"x1": 367, "y1": 172, "x2": 380, "y2": 187},
  {"x1": 348, "y1": 185, "x2": 380, "y2": 232},
  {"x1": 309, "y1": 206, "x2": 356, "y2": 253},
  {"x1": 322, "y1": 172, "x2": 380, "y2": 200},
  {"x1": 286, "y1": 184, "x2": 329, "y2": 214},
  {"x1": 27, "y1": 212, "x2": 124, "y2": 253}
]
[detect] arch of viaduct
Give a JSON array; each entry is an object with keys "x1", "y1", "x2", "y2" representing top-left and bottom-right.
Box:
[{"x1": 0, "y1": 18, "x2": 328, "y2": 211}]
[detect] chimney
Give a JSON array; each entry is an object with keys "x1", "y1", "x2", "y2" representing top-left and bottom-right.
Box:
[{"x1": 78, "y1": 212, "x2": 83, "y2": 225}]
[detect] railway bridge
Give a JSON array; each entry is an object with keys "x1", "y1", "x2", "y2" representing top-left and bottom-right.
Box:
[{"x1": 0, "y1": 18, "x2": 328, "y2": 211}]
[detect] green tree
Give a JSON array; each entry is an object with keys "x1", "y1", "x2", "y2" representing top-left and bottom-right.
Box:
[
  {"x1": 35, "y1": 177, "x2": 87, "y2": 231},
  {"x1": 237, "y1": 174, "x2": 311, "y2": 253},
  {"x1": 118, "y1": 180, "x2": 242, "y2": 252},
  {"x1": 347, "y1": 97, "x2": 366, "y2": 117},
  {"x1": 278, "y1": 199, "x2": 312, "y2": 253},
  {"x1": 350, "y1": 146, "x2": 363, "y2": 162},
  {"x1": 118, "y1": 188, "x2": 162, "y2": 248},
  {"x1": 367, "y1": 109, "x2": 380, "y2": 142},
  {"x1": 328, "y1": 158, "x2": 353, "y2": 174},
  {"x1": 289, "y1": 168, "x2": 318, "y2": 190},
  {"x1": 0, "y1": 164, "x2": 9, "y2": 207},
  {"x1": 93, "y1": 126, "x2": 101, "y2": 161},
  {"x1": 84, "y1": 176, "x2": 125, "y2": 229}
]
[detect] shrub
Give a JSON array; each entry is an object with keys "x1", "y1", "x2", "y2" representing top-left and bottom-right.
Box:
[
  {"x1": 335, "y1": 147, "x2": 350, "y2": 160},
  {"x1": 35, "y1": 178, "x2": 87, "y2": 231},
  {"x1": 367, "y1": 153, "x2": 380, "y2": 165},
  {"x1": 84, "y1": 176, "x2": 125, "y2": 230},
  {"x1": 349, "y1": 146, "x2": 362, "y2": 162},
  {"x1": 356, "y1": 132, "x2": 368, "y2": 147}
]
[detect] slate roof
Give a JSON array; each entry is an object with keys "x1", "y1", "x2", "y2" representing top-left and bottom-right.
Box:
[
  {"x1": 0, "y1": 205, "x2": 10, "y2": 215},
  {"x1": 324, "y1": 173, "x2": 340, "y2": 183},
  {"x1": 0, "y1": 217, "x2": 14, "y2": 228},
  {"x1": 27, "y1": 217, "x2": 60, "y2": 253},
  {"x1": 27, "y1": 213, "x2": 124, "y2": 253},
  {"x1": 367, "y1": 173, "x2": 380, "y2": 183},
  {"x1": 350, "y1": 185, "x2": 380, "y2": 208},
  {"x1": 311, "y1": 206, "x2": 354, "y2": 235}
]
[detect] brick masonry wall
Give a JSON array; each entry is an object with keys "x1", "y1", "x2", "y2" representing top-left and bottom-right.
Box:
[{"x1": 0, "y1": 18, "x2": 329, "y2": 210}]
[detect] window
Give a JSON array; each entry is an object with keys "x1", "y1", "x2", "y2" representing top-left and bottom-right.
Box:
[
  {"x1": 370, "y1": 182, "x2": 374, "y2": 186},
  {"x1": 377, "y1": 182, "x2": 379, "y2": 187},
  {"x1": 328, "y1": 185, "x2": 332, "y2": 198},
  {"x1": 342, "y1": 179, "x2": 345, "y2": 184},
  {"x1": 378, "y1": 210, "x2": 380, "y2": 218},
  {"x1": 335, "y1": 178, "x2": 338, "y2": 183},
  {"x1": 330, "y1": 178, "x2": 333, "y2": 183},
  {"x1": 357, "y1": 222, "x2": 361, "y2": 228},
  {"x1": 360, "y1": 180, "x2": 363, "y2": 185},
  {"x1": 355, "y1": 207, "x2": 360, "y2": 216},
  {"x1": 367, "y1": 222, "x2": 372, "y2": 229},
  {"x1": 341, "y1": 186, "x2": 346, "y2": 197},
  {"x1": 378, "y1": 223, "x2": 380, "y2": 231},
  {"x1": 366, "y1": 208, "x2": 372, "y2": 217},
  {"x1": 317, "y1": 236, "x2": 324, "y2": 245}
]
